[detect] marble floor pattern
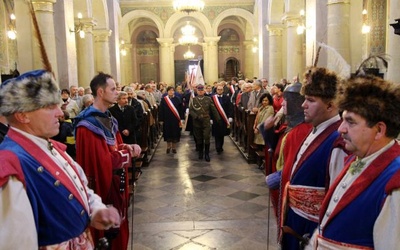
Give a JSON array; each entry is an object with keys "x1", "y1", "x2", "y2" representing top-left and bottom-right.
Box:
[{"x1": 127, "y1": 132, "x2": 279, "y2": 250}]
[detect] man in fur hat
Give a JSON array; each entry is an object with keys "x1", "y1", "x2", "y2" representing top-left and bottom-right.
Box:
[
  {"x1": 279, "y1": 67, "x2": 348, "y2": 249},
  {"x1": 306, "y1": 75, "x2": 400, "y2": 249},
  {"x1": 74, "y1": 72, "x2": 141, "y2": 250},
  {"x1": 0, "y1": 70, "x2": 120, "y2": 249}
]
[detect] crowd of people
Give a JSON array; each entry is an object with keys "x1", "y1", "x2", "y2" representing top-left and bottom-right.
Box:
[{"x1": 0, "y1": 66, "x2": 400, "y2": 250}]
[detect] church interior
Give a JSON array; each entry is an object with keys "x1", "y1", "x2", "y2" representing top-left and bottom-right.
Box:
[{"x1": 1, "y1": 0, "x2": 400, "y2": 249}]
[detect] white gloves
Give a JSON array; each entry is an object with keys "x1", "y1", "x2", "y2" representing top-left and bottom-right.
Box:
[
  {"x1": 228, "y1": 117, "x2": 233, "y2": 123},
  {"x1": 210, "y1": 120, "x2": 213, "y2": 125},
  {"x1": 185, "y1": 108, "x2": 189, "y2": 114}
]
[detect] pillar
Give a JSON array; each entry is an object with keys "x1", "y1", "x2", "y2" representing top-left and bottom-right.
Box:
[
  {"x1": 243, "y1": 40, "x2": 255, "y2": 81},
  {"x1": 267, "y1": 25, "x2": 284, "y2": 84},
  {"x1": 93, "y1": 29, "x2": 112, "y2": 74},
  {"x1": 256, "y1": 0, "x2": 269, "y2": 78},
  {"x1": 285, "y1": 15, "x2": 304, "y2": 79},
  {"x1": 120, "y1": 43, "x2": 133, "y2": 85},
  {"x1": 387, "y1": 0, "x2": 400, "y2": 82},
  {"x1": 203, "y1": 36, "x2": 220, "y2": 84},
  {"x1": 76, "y1": 18, "x2": 96, "y2": 87},
  {"x1": 32, "y1": 0, "x2": 58, "y2": 78},
  {"x1": 157, "y1": 38, "x2": 174, "y2": 84},
  {"x1": 327, "y1": 0, "x2": 351, "y2": 71}
]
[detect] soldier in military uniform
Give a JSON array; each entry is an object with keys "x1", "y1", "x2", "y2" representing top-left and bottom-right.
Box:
[{"x1": 189, "y1": 85, "x2": 220, "y2": 162}]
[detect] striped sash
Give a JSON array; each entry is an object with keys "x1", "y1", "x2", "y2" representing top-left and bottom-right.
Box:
[
  {"x1": 164, "y1": 96, "x2": 182, "y2": 126},
  {"x1": 212, "y1": 95, "x2": 229, "y2": 126}
]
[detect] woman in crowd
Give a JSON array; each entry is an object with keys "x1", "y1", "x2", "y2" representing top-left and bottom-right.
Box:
[
  {"x1": 253, "y1": 93, "x2": 274, "y2": 147},
  {"x1": 159, "y1": 86, "x2": 184, "y2": 153}
]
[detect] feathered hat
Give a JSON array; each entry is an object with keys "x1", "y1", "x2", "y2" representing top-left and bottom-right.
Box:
[{"x1": 0, "y1": 70, "x2": 60, "y2": 116}]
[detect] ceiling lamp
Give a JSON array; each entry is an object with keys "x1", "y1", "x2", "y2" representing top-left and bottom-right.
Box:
[
  {"x1": 183, "y1": 46, "x2": 195, "y2": 60},
  {"x1": 179, "y1": 22, "x2": 198, "y2": 45},
  {"x1": 173, "y1": 0, "x2": 205, "y2": 14}
]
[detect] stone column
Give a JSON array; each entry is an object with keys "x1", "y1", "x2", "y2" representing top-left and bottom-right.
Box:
[
  {"x1": 202, "y1": 43, "x2": 209, "y2": 82},
  {"x1": 267, "y1": 25, "x2": 284, "y2": 84},
  {"x1": 285, "y1": 15, "x2": 304, "y2": 80},
  {"x1": 203, "y1": 36, "x2": 220, "y2": 84},
  {"x1": 387, "y1": 0, "x2": 400, "y2": 82},
  {"x1": 32, "y1": 0, "x2": 58, "y2": 78},
  {"x1": 120, "y1": 43, "x2": 133, "y2": 85},
  {"x1": 157, "y1": 38, "x2": 174, "y2": 84},
  {"x1": 327, "y1": 0, "x2": 351, "y2": 70},
  {"x1": 243, "y1": 40, "x2": 255, "y2": 81},
  {"x1": 256, "y1": 0, "x2": 269, "y2": 78},
  {"x1": 76, "y1": 18, "x2": 96, "y2": 87},
  {"x1": 93, "y1": 29, "x2": 112, "y2": 74},
  {"x1": 131, "y1": 45, "x2": 139, "y2": 82}
]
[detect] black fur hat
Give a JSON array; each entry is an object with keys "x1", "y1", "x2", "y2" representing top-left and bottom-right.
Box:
[{"x1": 0, "y1": 70, "x2": 60, "y2": 116}]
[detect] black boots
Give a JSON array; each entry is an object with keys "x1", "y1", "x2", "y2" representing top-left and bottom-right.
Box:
[
  {"x1": 197, "y1": 144, "x2": 210, "y2": 162},
  {"x1": 198, "y1": 144, "x2": 203, "y2": 160},
  {"x1": 204, "y1": 144, "x2": 210, "y2": 162}
]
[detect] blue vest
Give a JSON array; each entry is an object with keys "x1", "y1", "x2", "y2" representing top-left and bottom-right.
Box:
[
  {"x1": 323, "y1": 157, "x2": 400, "y2": 247},
  {"x1": 0, "y1": 138, "x2": 90, "y2": 246}
]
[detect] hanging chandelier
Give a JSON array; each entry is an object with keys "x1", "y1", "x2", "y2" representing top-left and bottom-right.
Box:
[
  {"x1": 183, "y1": 46, "x2": 195, "y2": 60},
  {"x1": 173, "y1": 0, "x2": 205, "y2": 14},
  {"x1": 179, "y1": 21, "x2": 198, "y2": 45}
]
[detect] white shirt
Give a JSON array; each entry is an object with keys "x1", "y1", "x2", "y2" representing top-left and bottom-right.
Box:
[{"x1": 0, "y1": 127, "x2": 106, "y2": 249}]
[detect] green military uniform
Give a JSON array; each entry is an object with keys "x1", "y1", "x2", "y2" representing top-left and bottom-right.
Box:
[{"x1": 189, "y1": 85, "x2": 220, "y2": 161}]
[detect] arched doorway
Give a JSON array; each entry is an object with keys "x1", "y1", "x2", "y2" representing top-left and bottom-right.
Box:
[{"x1": 224, "y1": 57, "x2": 240, "y2": 81}]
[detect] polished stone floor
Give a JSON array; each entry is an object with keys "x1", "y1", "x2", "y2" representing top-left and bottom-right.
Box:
[{"x1": 127, "y1": 132, "x2": 279, "y2": 250}]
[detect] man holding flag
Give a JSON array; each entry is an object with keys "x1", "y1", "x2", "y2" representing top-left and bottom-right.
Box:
[{"x1": 188, "y1": 61, "x2": 220, "y2": 162}]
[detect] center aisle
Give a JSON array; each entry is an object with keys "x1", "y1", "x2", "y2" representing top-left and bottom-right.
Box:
[{"x1": 128, "y1": 131, "x2": 278, "y2": 250}]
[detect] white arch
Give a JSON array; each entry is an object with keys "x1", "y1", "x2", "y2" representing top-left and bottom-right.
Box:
[
  {"x1": 164, "y1": 11, "x2": 213, "y2": 38},
  {"x1": 212, "y1": 8, "x2": 256, "y2": 37},
  {"x1": 120, "y1": 10, "x2": 165, "y2": 41}
]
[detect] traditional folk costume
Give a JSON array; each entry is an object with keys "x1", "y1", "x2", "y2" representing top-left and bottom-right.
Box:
[
  {"x1": 280, "y1": 116, "x2": 347, "y2": 249},
  {"x1": 159, "y1": 95, "x2": 184, "y2": 143},
  {"x1": 211, "y1": 93, "x2": 233, "y2": 153},
  {"x1": 263, "y1": 82, "x2": 311, "y2": 222},
  {"x1": 0, "y1": 69, "x2": 108, "y2": 249},
  {"x1": 263, "y1": 122, "x2": 312, "y2": 223},
  {"x1": 0, "y1": 127, "x2": 106, "y2": 249},
  {"x1": 306, "y1": 141, "x2": 400, "y2": 249},
  {"x1": 75, "y1": 106, "x2": 132, "y2": 250}
]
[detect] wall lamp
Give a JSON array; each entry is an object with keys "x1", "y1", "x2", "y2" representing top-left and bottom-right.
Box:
[{"x1": 70, "y1": 13, "x2": 85, "y2": 39}]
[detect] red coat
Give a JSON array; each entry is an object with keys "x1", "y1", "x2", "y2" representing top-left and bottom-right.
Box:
[{"x1": 76, "y1": 126, "x2": 131, "y2": 250}]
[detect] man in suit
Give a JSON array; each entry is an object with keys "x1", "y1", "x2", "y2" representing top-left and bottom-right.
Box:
[
  {"x1": 247, "y1": 79, "x2": 265, "y2": 113},
  {"x1": 211, "y1": 86, "x2": 233, "y2": 154},
  {"x1": 238, "y1": 82, "x2": 252, "y2": 110},
  {"x1": 109, "y1": 91, "x2": 138, "y2": 144}
]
